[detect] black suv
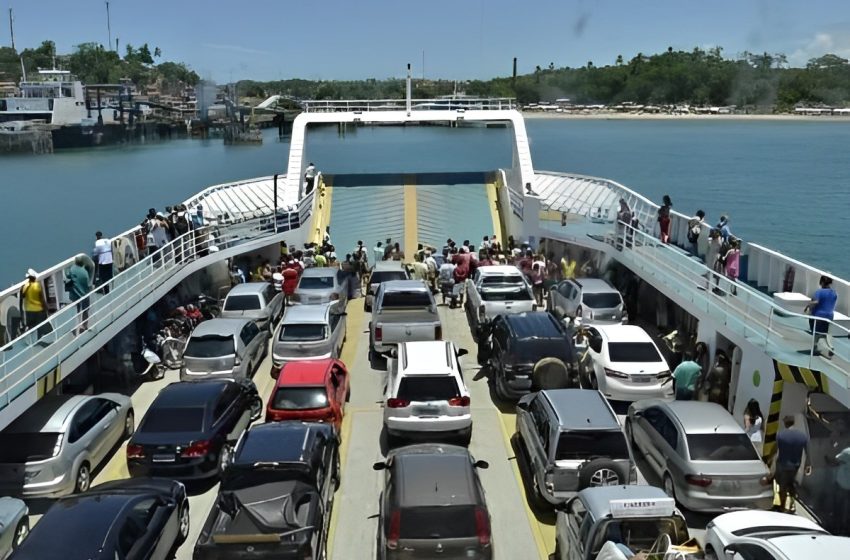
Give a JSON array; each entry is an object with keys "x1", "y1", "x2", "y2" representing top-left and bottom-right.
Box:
[
  {"x1": 478, "y1": 312, "x2": 578, "y2": 400},
  {"x1": 194, "y1": 421, "x2": 340, "y2": 560}
]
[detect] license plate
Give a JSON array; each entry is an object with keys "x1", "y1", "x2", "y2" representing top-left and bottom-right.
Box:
[
  {"x1": 631, "y1": 376, "x2": 652, "y2": 384},
  {"x1": 152, "y1": 454, "x2": 176, "y2": 463},
  {"x1": 414, "y1": 406, "x2": 440, "y2": 417}
]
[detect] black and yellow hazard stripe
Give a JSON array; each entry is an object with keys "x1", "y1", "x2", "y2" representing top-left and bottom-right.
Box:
[
  {"x1": 36, "y1": 366, "x2": 62, "y2": 398},
  {"x1": 762, "y1": 360, "x2": 827, "y2": 460}
]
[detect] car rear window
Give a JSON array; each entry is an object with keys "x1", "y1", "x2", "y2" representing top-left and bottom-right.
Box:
[
  {"x1": 371, "y1": 271, "x2": 408, "y2": 287},
  {"x1": 299, "y1": 276, "x2": 334, "y2": 289},
  {"x1": 582, "y1": 293, "x2": 622, "y2": 308},
  {"x1": 607, "y1": 342, "x2": 662, "y2": 363},
  {"x1": 224, "y1": 294, "x2": 262, "y2": 311},
  {"x1": 397, "y1": 377, "x2": 459, "y2": 401},
  {"x1": 398, "y1": 506, "x2": 477, "y2": 539},
  {"x1": 687, "y1": 434, "x2": 759, "y2": 461},
  {"x1": 0, "y1": 433, "x2": 61, "y2": 462},
  {"x1": 272, "y1": 386, "x2": 330, "y2": 410},
  {"x1": 556, "y1": 431, "x2": 630, "y2": 460},
  {"x1": 185, "y1": 335, "x2": 235, "y2": 358},
  {"x1": 279, "y1": 324, "x2": 327, "y2": 342},
  {"x1": 141, "y1": 407, "x2": 205, "y2": 432},
  {"x1": 381, "y1": 291, "x2": 432, "y2": 308},
  {"x1": 480, "y1": 288, "x2": 532, "y2": 301},
  {"x1": 481, "y1": 275, "x2": 523, "y2": 285}
]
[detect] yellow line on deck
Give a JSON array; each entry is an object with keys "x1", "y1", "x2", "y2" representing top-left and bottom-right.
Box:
[
  {"x1": 403, "y1": 176, "x2": 418, "y2": 261},
  {"x1": 485, "y1": 181, "x2": 503, "y2": 243},
  {"x1": 313, "y1": 177, "x2": 333, "y2": 246}
]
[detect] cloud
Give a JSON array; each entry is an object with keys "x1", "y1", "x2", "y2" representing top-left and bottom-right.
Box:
[
  {"x1": 201, "y1": 43, "x2": 270, "y2": 56},
  {"x1": 788, "y1": 28, "x2": 850, "y2": 66}
]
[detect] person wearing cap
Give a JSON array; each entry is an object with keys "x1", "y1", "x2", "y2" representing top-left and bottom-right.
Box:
[
  {"x1": 92, "y1": 231, "x2": 114, "y2": 293},
  {"x1": 20, "y1": 269, "x2": 51, "y2": 338}
]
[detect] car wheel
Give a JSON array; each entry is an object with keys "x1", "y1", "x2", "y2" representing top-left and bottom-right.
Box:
[
  {"x1": 249, "y1": 397, "x2": 263, "y2": 420},
  {"x1": 177, "y1": 500, "x2": 190, "y2": 544},
  {"x1": 219, "y1": 443, "x2": 234, "y2": 473},
  {"x1": 149, "y1": 363, "x2": 166, "y2": 381},
  {"x1": 12, "y1": 518, "x2": 29, "y2": 549},
  {"x1": 704, "y1": 546, "x2": 718, "y2": 560},
  {"x1": 74, "y1": 462, "x2": 91, "y2": 493},
  {"x1": 663, "y1": 473, "x2": 677, "y2": 501},
  {"x1": 123, "y1": 409, "x2": 135, "y2": 439},
  {"x1": 579, "y1": 458, "x2": 625, "y2": 489}
]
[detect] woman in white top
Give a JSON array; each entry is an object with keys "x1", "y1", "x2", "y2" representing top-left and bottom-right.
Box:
[{"x1": 744, "y1": 399, "x2": 764, "y2": 456}]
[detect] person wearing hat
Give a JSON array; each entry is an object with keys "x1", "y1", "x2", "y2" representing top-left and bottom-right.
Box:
[
  {"x1": 20, "y1": 269, "x2": 51, "y2": 338},
  {"x1": 92, "y1": 231, "x2": 114, "y2": 293}
]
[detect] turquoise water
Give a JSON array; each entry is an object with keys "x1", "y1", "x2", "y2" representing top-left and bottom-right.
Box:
[{"x1": 1, "y1": 120, "x2": 848, "y2": 287}]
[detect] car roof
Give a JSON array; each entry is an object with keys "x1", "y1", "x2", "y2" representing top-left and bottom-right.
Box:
[
  {"x1": 154, "y1": 380, "x2": 231, "y2": 408},
  {"x1": 277, "y1": 360, "x2": 334, "y2": 386},
  {"x1": 570, "y1": 278, "x2": 618, "y2": 293},
  {"x1": 191, "y1": 318, "x2": 250, "y2": 337},
  {"x1": 234, "y1": 422, "x2": 333, "y2": 465},
  {"x1": 3, "y1": 394, "x2": 88, "y2": 434},
  {"x1": 710, "y1": 510, "x2": 825, "y2": 535},
  {"x1": 662, "y1": 401, "x2": 744, "y2": 434},
  {"x1": 374, "y1": 261, "x2": 404, "y2": 271},
  {"x1": 391, "y1": 444, "x2": 479, "y2": 508},
  {"x1": 542, "y1": 389, "x2": 620, "y2": 430},
  {"x1": 301, "y1": 267, "x2": 336, "y2": 278},
  {"x1": 595, "y1": 324, "x2": 654, "y2": 343},
  {"x1": 769, "y1": 535, "x2": 850, "y2": 557},
  {"x1": 579, "y1": 485, "x2": 671, "y2": 518},
  {"x1": 226, "y1": 282, "x2": 270, "y2": 296},
  {"x1": 478, "y1": 265, "x2": 522, "y2": 276},
  {"x1": 381, "y1": 279, "x2": 429, "y2": 292},
  {"x1": 281, "y1": 302, "x2": 331, "y2": 324},
  {"x1": 399, "y1": 341, "x2": 456, "y2": 375},
  {"x1": 503, "y1": 312, "x2": 563, "y2": 339}
]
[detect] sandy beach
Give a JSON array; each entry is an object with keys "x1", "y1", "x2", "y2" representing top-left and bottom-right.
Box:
[{"x1": 521, "y1": 111, "x2": 850, "y2": 122}]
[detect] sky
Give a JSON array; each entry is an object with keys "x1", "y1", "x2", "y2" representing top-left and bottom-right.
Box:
[{"x1": 3, "y1": 0, "x2": 850, "y2": 82}]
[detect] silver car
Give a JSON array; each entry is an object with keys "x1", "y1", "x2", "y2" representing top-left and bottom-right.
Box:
[
  {"x1": 548, "y1": 278, "x2": 627, "y2": 325},
  {"x1": 365, "y1": 261, "x2": 409, "y2": 312},
  {"x1": 220, "y1": 282, "x2": 284, "y2": 332},
  {"x1": 0, "y1": 394, "x2": 134, "y2": 497},
  {"x1": 291, "y1": 268, "x2": 348, "y2": 309},
  {"x1": 0, "y1": 497, "x2": 28, "y2": 558},
  {"x1": 626, "y1": 399, "x2": 773, "y2": 512},
  {"x1": 270, "y1": 303, "x2": 347, "y2": 378},
  {"x1": 181, "y1": 318, "x2": 269, "y2": 381}
]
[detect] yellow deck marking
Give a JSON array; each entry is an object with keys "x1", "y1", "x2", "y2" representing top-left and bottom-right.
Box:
[
  {"x1": 313, "y1": 177, "x2": 333, "y2": 246},
  {"x1": 485, "y1": 181, "x2": 503, "y2": 243},
  {"x1": 403, "y1": 175, "x2": 418, "y2": 261},
  {"x1": 327, "y1": 299, "x2": 365, "y2": 558}
]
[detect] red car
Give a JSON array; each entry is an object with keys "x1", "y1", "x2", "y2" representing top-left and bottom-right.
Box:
[{"x1": 266, "y1": 359, "x2": 350, "y2": 430}]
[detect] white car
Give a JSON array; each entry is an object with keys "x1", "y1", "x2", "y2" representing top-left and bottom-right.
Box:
[
  {"x1": 578, "y1": 324, "x2": 672, "y2": 401},
  {"x1": 383, "y1": 340, "x2": 472, "y2": 445},
  {"x1": 704, "y1": 510, "x2": 831, "y2": 560}
]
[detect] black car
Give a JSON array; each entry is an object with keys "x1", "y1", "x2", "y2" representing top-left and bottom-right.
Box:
[
  {"x1": 10, "y1": 478, "x2": 189, "y2": 560},
  {"x1": 127, "y1": 379, "x2": 262, "y2": 480},
  {"x1": 194, "y1": 421, "x2": 340, "y2": 559},
  {"x1": 373, "y1": 444, "x2": 492, "y2": 560},
  {"x1": 477, "y1": 312, "x2": 578, "y2": 400}
]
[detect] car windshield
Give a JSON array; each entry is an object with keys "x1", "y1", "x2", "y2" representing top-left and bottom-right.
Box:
[
  {"x1": 607, "y1": 342, "x2": 662, "y2": 362},
  {"x1": 279, "y1": 324, "x2": 327, "y2": 342},
  {"x1": 510, "y1": 338, "x2": 573, "y2": 364},
  {"x1": 370, "y1": 271, "x2": 408, "y2": 288},
  {"x1": 398, "y1": 506, "x2": 477, "y2": 539},
  {"x1": 687, "y1": 434, "x2": 759, "y2": 461},
  {"x1": 224, "y1": 294, "x2": 262, "y2": 311},
  {"x1": 583, "y1": 293, "x2": 622, "y2": 308},
  {"x1": 141, "y1": 407, "x2": 205, "y2": 432},
  {"x1": 185, "y1": 335, "x2": 234, "y2": 358},
  {"x1": 481, "y1": 275, "x2": 523, "y2": 285},
  {"x1": 0, "y1": 433, "x2": 61, "y2": 462},
  {"x1": 556, "y1": 431, "x2": 630, "y2": 460},
  {"x1": 299, "y1": 276, "x2": 334, "y2": 289},
  {"x1": 592, "y1": 518, "x2": 689, "y2": 555},
  {"x1": 381, "y1": 291, "x2": 432, "y2": 307},
  {"x1": 481, "y1": 288, "x2": 532, "y2": 301},
  {"x1": 397, "y1": 377, "x2": 459, "y2": 401},
  {"x1": 272, "y1": 386, "x2": 329, "y2": 410}
]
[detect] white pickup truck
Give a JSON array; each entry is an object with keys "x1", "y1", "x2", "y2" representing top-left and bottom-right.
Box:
[
  {"x1": 369, "y1": 280, "x2": 442, "y2": 359},
  {"x1": 464, "y1": 265, "x2": 536, "y2": 341}
]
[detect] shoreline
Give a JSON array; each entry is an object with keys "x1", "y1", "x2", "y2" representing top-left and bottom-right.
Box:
[{"x1": 521, "y1": 112, "x2": 850, "y2": 122}]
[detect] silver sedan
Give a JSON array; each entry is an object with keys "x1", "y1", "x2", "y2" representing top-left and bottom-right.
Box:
[
  {"x1": 625, "y1": 399, "x2": 773, "y2": 512},
  {"x1": 290, "y1": 268, "x2": 348, "y2": 309}
]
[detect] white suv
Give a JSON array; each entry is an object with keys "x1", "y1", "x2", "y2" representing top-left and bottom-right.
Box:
[
  {"x1": 578, "y1": 324, "x2": 672, "y2": 402},
  {"x1": 383, "y1": 340, "x2": 473, "y2": 445}
]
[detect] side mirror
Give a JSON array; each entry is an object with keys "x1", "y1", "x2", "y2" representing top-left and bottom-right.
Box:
[
  {"x1": 474, "y1": 460, "x2": 490, "y2": 470},
  {"x1": 724, "y1": 544, "x2": 741, "y2": 555},
  {"x1": 457, "y1": 348, "x2": 469, "y2": 357},
  {"x1": 372, "y1": 462, "x2": 388, "y2": 471},
  {"x1": 517, "y1": 394, "x2": 534, "y2": 410},
  {"x1": 336, "y1": 312, "x2": 348, "y2": 317},
  {"x1": 632, "y1": 410, "x2": 643, "y2": 418}
]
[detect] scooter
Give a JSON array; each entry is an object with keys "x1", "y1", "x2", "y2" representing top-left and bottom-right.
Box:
[{"x1": 138, "y1": 337, "x2": 166, "y2": 381}]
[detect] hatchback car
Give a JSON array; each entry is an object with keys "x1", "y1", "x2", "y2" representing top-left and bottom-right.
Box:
[
  {"x1": 180, "y1": 318, "x2": 269, "y2": 381},
  {"x1": 374, "y1": 444, "x2": 492, "y2": 560},
  {"x1": 0, "y1": 497, "x2": 28, "y2": 558},
  {"x1": 548, "y1": 278, "x2": 626, "y2": 325},
  {"x1": 266, "y1": 359, "x2": 350, "y2": 430},
  {"x1": 704, "y1": 510, "x2": 829, "y2": 560},
  {"x1": 578, "y1": 325, "x2": 672, "y2": 401},
  {"x1": 10, "y1": 478, "x2": 189, "y2": 560},
  {"x1": 0, "y1": 393, "x2": 134, "y2": 497},
  {"x1": 365, "y1": 261, "x2": 410, "y2": 312},
  {"x1": 626, "y1": 400, "x2": 773, "y2": 512},
  {"x1": 515, "y1": 389, "x2": 636, "y2": 506},
  {"x1": 291, "y1": 268, "x2": 348, "y2": 308},
  {"x1": 383, "y1": 341, "x2": 472, "y2": 445},
  {"x1": 220, "y1": 281, "x2": 284, "y2": 332},
  {"x1": 271, "y1": 303, "x2": 346, "y2": 378},
  {"x1": 127, "y1": 379, "x2": 262, "y2": 480}
]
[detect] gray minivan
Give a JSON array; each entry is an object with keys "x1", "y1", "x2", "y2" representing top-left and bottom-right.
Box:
[
  {"x1": 181, "y1": 318, "x2": 269, "y2": 381},
  {"x1": 270, "y1": 303, "x2": 347, "y2": 378},
  {"x1": 220, "y1": 282, "x2": 284, "y2": 332}
]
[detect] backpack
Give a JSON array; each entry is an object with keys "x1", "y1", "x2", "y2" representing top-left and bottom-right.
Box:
[{"x1": 687, "y1": 221, "x2": 700, "y2": 243}]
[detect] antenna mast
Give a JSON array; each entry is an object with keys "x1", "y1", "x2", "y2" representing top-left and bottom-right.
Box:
[
  {"x1": 406, "y1": 63, "x2": 412, "y2": 116},
  {"x1": 8, "y1": 8, "x2": 15, "y2": 51},
  {"x1": 105, "y1": 1, "x2": 113, "y2": 50}
]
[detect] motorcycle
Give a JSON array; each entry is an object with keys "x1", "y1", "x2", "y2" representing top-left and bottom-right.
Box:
[
  {"x1": 136, "y1": 337, "x2": 166, "y2": 381},
  {"x1": 155, "y1": 325, "x2": 186, "y2": 370}
]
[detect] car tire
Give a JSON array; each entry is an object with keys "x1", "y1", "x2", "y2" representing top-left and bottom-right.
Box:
[
  {"x1": 12, "y1": 518, "x2": 29, "y2": 550},
  {"x1": 333, "y1": 451, "x2": 341, "y2": 490},
  {"x1": 663, "y1": 473, "x2": 677, "y2": 502},
  {"x1": 578, "y1": 458, "x2": 627, "y2": 490},
  {"x1": 219, "y1": 443, "x2": 234, "y2": 473},
  {"x1": 704, "y1": 547, "x2": 718, "y2": 560},
  {"x1": 149, "y1": 363, "x2": 166, "y2": 381},
  {"x1": 176, "y1": 500, "x2": 190, "y2": 544},
  {"x1": 624, "y1": 419, "x2": 640, "y2": 457},
  {"x1": 459, "y1": 426, "x2": 473, "y2": 446},
  {"x1": 74, "y1": 462, "x2": 91, "y2": 493},
  {"x1": 249, "y1": 397, "x2": 263, "y2": 420},
  {"x1": 123, "y1": 409, "x2": 135, "y2": 439}
]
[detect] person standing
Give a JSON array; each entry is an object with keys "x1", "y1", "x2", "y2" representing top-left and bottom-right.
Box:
[
  {"x1": 20, "y1": 269, "x2": 51, "y2": 339},
  {"x1": 304, "y1": 162, "x2": 316, "y2": 195},
  {"x1": 724, "y1": 238, "x2": 741, "y2": 295},
  {"x1": 687, "y1": 210, "x2": 706, "y2": 256},
  {"x1": 373, "y1": 241, "x2": 384, "y2": 268},
  {"x1": 744, "y1": 399, "x2": 764, "y2": 455},
  {"x1": 706, "y1": 229, "x2": 723, "y2": 292},
  {"x1": 424, "y1": 250, "x2": 438, "y2": 293},
  {"x1": 65, "y1": 256, "x2": 92, "y2": 334},
  {"x1": 774, "y1": 415, "x2": 812, "y2": 513},
  {"x1": 411, "y1": 254, "x2": 428, "y2": 282},
  {"x1": 530, "y1": 255, "x2": 546, "y2": 307},
  {"x1": 825, "y1": 443, "x2": 850, "y2": 532},
  {"x1": 805, "y1": 275, "x2": 838, "y2": 358},
  {"x1": 670, "y1": 352, "x2": 701, "y2": 400},
  {"x1": 282, "y1": 261, "x2": 299, "y2": 306},
  {"x1": 560, "y1": 254, "x2": 577, "y2": 280},
  {"x1": 616, "y1": 198, "x2": 633, "y2": 249},
  {"x1": 92, "y1": 231, "x2": 114, "y2": 293},
  {"x1": 657, "y1": 195, "x2": 672, "y2": 243},
  {"x1": 716, "y1": 215, "x2": 732, "y2": 242}
]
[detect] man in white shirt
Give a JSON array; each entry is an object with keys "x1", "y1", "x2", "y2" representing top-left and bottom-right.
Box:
[
  {"x1": 304, "y1": 162, "x2": 316, "y2": 195},
  {"x1": 92, "y1": 231, "x2": 114, "y2": 292}
]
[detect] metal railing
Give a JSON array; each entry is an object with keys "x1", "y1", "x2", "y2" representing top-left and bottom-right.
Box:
[{"x1": 301, "y1": 98, "x2": 516, "y2": 113}]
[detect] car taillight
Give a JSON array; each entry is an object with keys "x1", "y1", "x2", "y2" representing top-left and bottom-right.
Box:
[
  {"x1": 448, "y1": 396, "x2": 470, "y2": 407},
  {"x1": 604, "y1": 367, "x2": 629, "y2": 379},
  {"x1": 685, "y1": 474, "x2": 713, "y2": 487},
  {"x1": 435, "y1": 325, "x2": 442, "y2": 340},
  {"x1": 181, "y1": 440, "x2": 212, "y2": 458},
  {"x1": 475, "y1": 507, "x2": 491, "y2": 546},
  {"x1": 387, "y1": 510, "x2": 401, "y2": 550},
  {"x1": 387, "y1": 398, "x2": 410, "y2": 408},
  {"x1": 126, "y1": 444, "x2": 144, "y2": 459},
  {"x1": 375, "y1": 324, "x2": 383, "y2": 341}
]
